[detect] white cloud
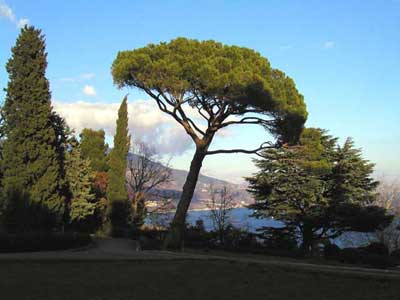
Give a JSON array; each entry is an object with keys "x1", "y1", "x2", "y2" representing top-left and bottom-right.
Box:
[
  {"x1": 53, "y1": 99, "x2": 236, "y2": 156},
  {"x1": 53, "y1": 100, "x2": 193, "y2": 155},
  {"x1": 323, "y1": 41, "x2": 335, "y2": 49},
  {"x1": 82, "y1": 85, "x2": 96, "y2": 97},
  {"x1": 0, "y1": 1, "x2": 29, "y2": 28},
  {"x1": 0, "y1": 2, "x2": 14, "y2": 22}
]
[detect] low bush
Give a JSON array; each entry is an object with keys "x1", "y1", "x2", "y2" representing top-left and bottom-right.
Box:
[
  {"x1": 136, "y1": 229, "x2": 167, "y2": 250},
  {"x1": 336, "y1": 247, "x2": 398, "y2": 268},
  {"x1": 323, "y1": 243, "x2": 341, "y2": 259},
  {"x1": 184, "y1": 229, "x2": 212, "y2": 248},
  {"x1": 390, "y1": 249, "x2": 400, "y2": 259},
  {"x1": 224, "y1": 228, "x2": 259, "y2": 251},
  {"x1": 257, "y1": 226, "x2": 298, "y2": 251},
  {"x1": 361, "y1": 242, "x2": 389, "y2": 256},
  {"x1": 0, "y1": 232, "x2": 92, "y2": 253}
]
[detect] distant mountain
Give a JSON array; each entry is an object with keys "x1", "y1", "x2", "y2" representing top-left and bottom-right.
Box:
[
  {"x1": 168, "y1": 167, "x2": 253, "y2": 209},
  {"x1": 127, "y1": 153, "x2": 253, "y2": 209}
]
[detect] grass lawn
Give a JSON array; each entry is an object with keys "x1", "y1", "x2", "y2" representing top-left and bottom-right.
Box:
[{"x1": 1, "y1": 260, "x2": 399, "y2": 300}]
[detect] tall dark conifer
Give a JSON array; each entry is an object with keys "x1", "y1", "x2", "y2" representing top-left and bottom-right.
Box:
[
  {"x1": 107, "y1": 96, "x2": 130, "y2": 232},
  {"x1": 1, "y1": 26, "x2": 65, "y2": 229}
]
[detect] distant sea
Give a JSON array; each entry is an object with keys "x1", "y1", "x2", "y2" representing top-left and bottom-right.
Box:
[
  {"x1": 186, "y1": 207, "x2": 283, "y2": 232},
  {"x1": 185, "y1": 207, "x2": 372, "y2": 248}
]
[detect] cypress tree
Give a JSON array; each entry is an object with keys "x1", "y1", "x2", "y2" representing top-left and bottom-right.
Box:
[
  {"x1": 107, "y1": 96, "x2": 130, "y2": 232},
  {"x1": 1, "y1": 26, "x2": 65, "y2": 229}
]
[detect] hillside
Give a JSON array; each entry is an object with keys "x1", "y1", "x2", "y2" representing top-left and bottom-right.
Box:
[
  {"x1": 127, "y1": 153, "x2": 253, "y2": 210},
  {"x1": 168, "y1": 168, "x2": 253, "y2": 210}
]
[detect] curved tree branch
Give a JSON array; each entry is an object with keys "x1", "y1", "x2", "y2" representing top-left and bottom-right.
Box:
[
  {"x1": 218, "y1": 117, "x2": 274, "y2": 129},
  {"x1": 144, "y1": 89, "x2": 201, "y2": 143},
  {"x1": 205, "y1": 142, "x2": 274, "y2": 156}
]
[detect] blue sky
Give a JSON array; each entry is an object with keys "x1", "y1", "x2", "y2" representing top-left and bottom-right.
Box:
[{"x1": 1, "y1": 0, "x2": 399, "y2": 182}]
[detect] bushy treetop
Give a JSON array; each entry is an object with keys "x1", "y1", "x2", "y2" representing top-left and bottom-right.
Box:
[{"x1": 112, "y1": 38, "x2": 307, "y2": 143}]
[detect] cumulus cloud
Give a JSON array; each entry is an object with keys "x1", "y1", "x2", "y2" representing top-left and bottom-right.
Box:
[
  {"x1": 53, "y1": 100, "x2": 193, "y2": 155},
  {"x1": 53, "y1": 99, "x2": 236, "y2": 156},
  {"x1": 323, "y1": 41, "x2": 335, "y2": 49},
  {"x1": 82, "y1": 85, "x2": 96, "y2": 97},
  {"x1": 0, "y1": 1, "x2": 29, "y2": 28},
  {"x1": 0, "y1": 2, "x2": 14, "y2": 21}
]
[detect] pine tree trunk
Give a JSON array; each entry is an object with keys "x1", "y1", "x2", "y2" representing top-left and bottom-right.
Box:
[{"x1": 163, "y1": 148, "x2": 206, "y2": 249}]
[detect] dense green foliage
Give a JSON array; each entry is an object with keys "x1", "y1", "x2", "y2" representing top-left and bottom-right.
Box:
[
  {"x1": 79, "y1": 128, "x2": 109, "y2": 172},
  {"x1": 1, "y1": 26, "x2": 66, "y2": 230},
  {"x1": 65, "y1": 138, "x2": 96, "y2": 229},
  {"x1": 247, "y1": 128, "x2": 393, "y2": 251},
  {"x1": 112, "y1": 38, "x2": 307, "y2": 144},
  {"x1": 107, "y1": 96, "x2": 130, "y2": 232}
]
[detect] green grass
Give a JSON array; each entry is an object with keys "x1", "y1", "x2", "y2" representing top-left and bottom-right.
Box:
[{"x1": 1, "y1": 260, "x2": 399, "y2": 300}]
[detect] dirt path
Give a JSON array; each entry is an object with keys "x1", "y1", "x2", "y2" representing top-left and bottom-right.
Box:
[{"x1": 1, "y1": 238, "x2": 400, "y2": 279}]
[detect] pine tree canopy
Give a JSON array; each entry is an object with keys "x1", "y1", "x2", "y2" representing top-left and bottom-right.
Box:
[
  {"x1": 112, "y1": 38, "x2": 308, "y2": 144},
  {"x1": 1, "y1": 26, "x2": 65, "y2": 228},
  {"x1": 112, "y1": 38, "x2": 309, "y2": 247}
]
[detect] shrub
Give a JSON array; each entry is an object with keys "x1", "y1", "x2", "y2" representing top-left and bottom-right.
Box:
[
  {"x1": 390, "y1": 249, "x2": 400, "y2": 259},
  {"x1": 324, "y1": 243, "x2": 341, "y2": 259},
  {"x1": 361, "y1": 242, "x2": 389, "y2": 256},
  {"x1": 339, "y1": 248, "x2": 365, "y2": 264},
  {"x1": 337, "y1": 247, "x2": 398, "y2": 268},
  {"x1": 184, "y1": 220, "x2": 212, "y2": 248},
  {"x1": 220, "y1": 226, "x2": 260, "y2": 251},
  {"x1": 136, "y1": 229, "x2": 167, "y2": 250},
  {"x1": 0, "y1": 232, "x2": 92, "y2": 253},
  {"x1": 258, "y1": 226, "x2": 298, "y2": 251}
]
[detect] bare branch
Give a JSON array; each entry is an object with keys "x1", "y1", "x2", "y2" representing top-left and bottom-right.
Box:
[
  {"x1": 126, "y1": 142, "x2": 172, "y2": 195},
  {"x1": 218, "y1": 117, "x2": 274, "y2": 129},
  {"x1": 205, "y1": 142, "x2": 274, "y2": 156},
  {"x1": 144, "y1": 89, "x2": 201, "y2": 143}
]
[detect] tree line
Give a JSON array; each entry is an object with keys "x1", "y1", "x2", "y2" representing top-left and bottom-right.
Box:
[
  {"x1": 0, "y1": 26, "x2": 146, "y2": 236},
  {"x1": 0, "y1": 26, "x2": 396, "y2": 253}
]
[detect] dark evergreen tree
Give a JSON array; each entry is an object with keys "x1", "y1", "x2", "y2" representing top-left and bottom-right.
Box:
[
  {"x1": 326, "y1": 138, "x2": 392, "y2": 233},
  {"x1": 65, "y1": 138, "x2": 96, "y2": 231},
  {"x1": 1, "y1": 26, "x2": 65, "y2": 230},
  {"x1": 329, "y1": 138, "x2": 379, "y2": 205},
  {"x1": 107, "y1": 96, "x2": 130, "y2": 233},
  {"x1": 247, "y1": 128, "x2": 393, "y2": 252},
  {"x1": 79, "y1": 128, "x2": 109, "y2": 172},
  {"x1": 0, "y1": 107, "x2": 5, "y2": 192}
]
